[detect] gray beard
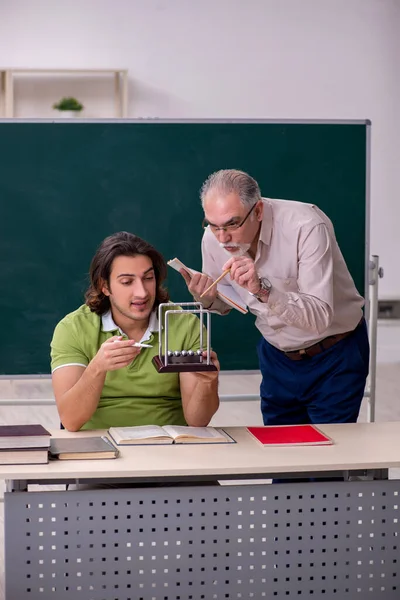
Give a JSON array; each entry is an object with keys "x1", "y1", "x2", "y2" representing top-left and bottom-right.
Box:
[{"x1": 219, "y1": 242, "x2": 251, "y2": 257}]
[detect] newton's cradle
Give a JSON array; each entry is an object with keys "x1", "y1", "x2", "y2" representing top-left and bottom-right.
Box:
[{"x1": 152, "y1": 302, "x2": 217, "y2": 373}]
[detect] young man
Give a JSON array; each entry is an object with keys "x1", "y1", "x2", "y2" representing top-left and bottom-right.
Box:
[
  {"x1": 51, "y1": 232, "x2": 220, "y2": 431},
  {"x1": 181, "y1": 169, "x2": 369, "y2": 426}
]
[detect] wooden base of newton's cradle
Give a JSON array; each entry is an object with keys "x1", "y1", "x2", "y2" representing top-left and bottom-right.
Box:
[{"x1": 152, "y1": 355, "x2": 218, "y2": 373}]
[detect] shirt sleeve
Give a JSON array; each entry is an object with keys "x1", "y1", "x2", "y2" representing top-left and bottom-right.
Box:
[
  {"x1": 266, "y1": 223, "x2": 334, "y2": 335},
  {"x1": 50, "y1": 320, "x2": 89, "y2": 372}
]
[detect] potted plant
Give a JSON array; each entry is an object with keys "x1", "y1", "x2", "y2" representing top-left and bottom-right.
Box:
[{"x1": 53, "y1": 97, "x2": 84, "y2": 118}]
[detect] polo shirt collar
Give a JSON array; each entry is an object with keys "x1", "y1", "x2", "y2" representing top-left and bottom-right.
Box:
[
  {"x1": 259, "y1": 198, "x2": 273, "y2": 246},
  {"x1": 101, "y1": 309, "x2": 159, "y2": 343}
]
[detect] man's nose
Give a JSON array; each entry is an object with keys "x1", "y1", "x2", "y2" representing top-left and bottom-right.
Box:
[
  {"x1": 133, "y1": 280, "x2": 147, "y2": 297},
  {"x1": 216, "y1": 228, "x2": 231, "y2": 243}
]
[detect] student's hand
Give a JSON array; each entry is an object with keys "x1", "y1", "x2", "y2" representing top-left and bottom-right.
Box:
[
  {"x1": 202, "y1": 349, "x2": 220, "y2": 372},
  {"x1": 179, "y1": 269, "x2": 218, "y2": 309},
  {"x1": 185, "y1": 350, "x2": 220, "y2": 383},
  {"x1": 92, "y1": 336, "x2": 141, "y2": 373},
  {"x1": 222, "y1": 256, "x2": 260, "y2": 294}
]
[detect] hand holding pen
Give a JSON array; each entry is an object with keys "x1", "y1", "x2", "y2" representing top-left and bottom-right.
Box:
[{"x1": 92, "y1": 336, "x2": 151, "y2": 373}]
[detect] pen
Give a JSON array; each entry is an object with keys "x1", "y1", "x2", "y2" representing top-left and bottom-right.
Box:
[
  {"x1": 200, "y1": 268, "x2": 230, "y2": 298},
  {"x1": 112, "y1": 338, "x2": 153, "y2": 348}
]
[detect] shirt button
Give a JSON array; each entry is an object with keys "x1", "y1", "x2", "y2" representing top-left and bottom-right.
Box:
[{"x1": 285, "y1": 280, "x2": 290, "y2": 285}]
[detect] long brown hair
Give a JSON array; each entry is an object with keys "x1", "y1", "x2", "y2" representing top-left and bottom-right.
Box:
[{"x1": 85, "y1": 232, "x2": 169, "y2": 315}]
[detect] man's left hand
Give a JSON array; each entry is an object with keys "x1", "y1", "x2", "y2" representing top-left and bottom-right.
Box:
[{"x1": 222, "y1": 256, "x2": 260, "y2": 294}]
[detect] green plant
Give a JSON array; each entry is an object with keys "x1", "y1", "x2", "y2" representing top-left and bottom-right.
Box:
[{"x1": 53, "y1": 97, "x2": 84, "y2": 111}]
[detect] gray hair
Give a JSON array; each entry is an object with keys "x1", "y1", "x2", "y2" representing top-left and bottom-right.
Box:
[{"x1": 200, "y1": 169, "x2": 262, "y2": 208}]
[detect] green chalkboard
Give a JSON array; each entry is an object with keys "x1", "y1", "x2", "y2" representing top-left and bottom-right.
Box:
[{"x1": 0, "y1": 120, "x2": 369, "y2": 375}]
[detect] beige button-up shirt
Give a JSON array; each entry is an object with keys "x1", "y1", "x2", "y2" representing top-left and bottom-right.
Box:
[{"x1": 202, "y1": 198, "x2": 364, "y2": 352}]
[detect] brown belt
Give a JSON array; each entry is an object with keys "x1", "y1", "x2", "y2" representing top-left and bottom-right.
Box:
[{"x1": 284, "y1": 318, "x2": 363, "y2": 361}]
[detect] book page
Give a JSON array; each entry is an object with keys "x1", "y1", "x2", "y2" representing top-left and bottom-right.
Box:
[
  {"x1": 163, "y1": 425, "x2": 230, "y2": 441},
  {"x1": 216, "y1": 284, "x2": 248, "y2": 314},
  {"x1": 167, "y1": 258, "x2": 199, "y2": 277},
  {"x1": 109, "y1": 425, "x2": 172, "y2": 441}
]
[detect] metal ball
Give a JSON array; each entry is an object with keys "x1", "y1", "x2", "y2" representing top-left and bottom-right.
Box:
[
  {"x1": 181, "y1": 350, "x2": 188, "y2": 356},
  {"x1": 167, "y1": 351, "x2": 173, "y2": 357},
  {"x1": 188, "y1": 350, "x2": 194, "y2": 356},
  {"x1": 174, "y1": 350, "x2": 181, "y2": 357}
]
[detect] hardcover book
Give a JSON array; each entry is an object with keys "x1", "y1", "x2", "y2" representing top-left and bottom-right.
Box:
[
  {"x1": 50, "y1": 436, "x2": 119, "y2": 460},
  {"x1": 0, "y1": 424, "x2": 51, "y2": 449},
  {"x1": 247, "y1": 424, "x2": 333, "y2": 447}
]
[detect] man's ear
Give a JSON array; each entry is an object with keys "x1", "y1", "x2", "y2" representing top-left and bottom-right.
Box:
[{"x1": 101, "y1": 279, "x2": 110, "y2": 297}]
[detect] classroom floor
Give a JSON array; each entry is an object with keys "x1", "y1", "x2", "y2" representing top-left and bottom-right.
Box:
[{"x1": 0, "y1": 364, "x2": 399, "y2": 599}]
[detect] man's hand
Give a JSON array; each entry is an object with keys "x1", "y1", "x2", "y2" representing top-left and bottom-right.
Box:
[
  {"x1": 179, "y1": 269, "x2": 218, "y2": 308},
  {"x1": 222, "y1": 256, "x2": 260, "y2": 294},
  {"x1": 92, "y1": 336, "x2": 141, "y2": 373}
]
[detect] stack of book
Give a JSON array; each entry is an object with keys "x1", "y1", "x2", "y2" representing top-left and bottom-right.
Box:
[{"x1": 0, "y1": 424, "x2": 51, "y2": 464}]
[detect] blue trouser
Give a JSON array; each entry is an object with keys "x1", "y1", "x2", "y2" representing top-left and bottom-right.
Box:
[{"x1": 257, "y1": 319, "x2": 370, "y2": 425}]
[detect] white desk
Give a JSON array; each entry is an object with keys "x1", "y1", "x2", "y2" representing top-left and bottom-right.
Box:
[
  {"x1": 2, "y1": 422, "x2": 400, "y2": 483},
  {"x1": 3, "y1": 422, "x2": 400, "y2": 600}
]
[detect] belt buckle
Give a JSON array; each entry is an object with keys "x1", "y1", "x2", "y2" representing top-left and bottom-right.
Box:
[{"x1": 298, "y1": 347, "x2": 312, "y2": 360}]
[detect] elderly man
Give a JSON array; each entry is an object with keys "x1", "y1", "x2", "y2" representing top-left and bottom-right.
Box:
[{"x1": 180, "y1": 169, "x2": 369, "y2": 426}]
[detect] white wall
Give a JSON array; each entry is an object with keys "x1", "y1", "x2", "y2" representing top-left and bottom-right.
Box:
[{"x1": 0, "y1": 0, "x2": 399, "y2": 297}]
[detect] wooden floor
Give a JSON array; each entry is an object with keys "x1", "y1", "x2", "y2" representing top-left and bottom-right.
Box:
[{"x1": 0, "y1": 364, "x2": 399, "y2": 598}]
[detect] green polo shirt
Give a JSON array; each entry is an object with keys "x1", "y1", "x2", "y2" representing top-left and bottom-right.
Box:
[{"x1": 50, "y1": 304, "x2": 203, "y2": 430}]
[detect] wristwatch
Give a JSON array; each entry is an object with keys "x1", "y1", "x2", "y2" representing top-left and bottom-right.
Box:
[{"x1": 251, "y1": 276, "x2": 272, "y2": 302}]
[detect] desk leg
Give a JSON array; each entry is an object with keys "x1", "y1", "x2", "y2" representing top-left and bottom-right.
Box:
[
  {"x1": 6, "y1": 479, "x2": 28, "y2": 492},
  {"x1": 343, "y1": 468, "x2": 389, "y2": 481}
]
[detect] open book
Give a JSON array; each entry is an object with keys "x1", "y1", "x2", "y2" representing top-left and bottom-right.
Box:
[
  {"x1": 247, "y1": 424, "x2": 333, "y2": 447},
  {"x1": 108, "y1": 425, "x2": 235, "y2": 445},
  {"x1": 50, "y1": 436, "x2": 119, "y2": 460},
  {"x1": 167, "y1": 257, "x2": 248, "y2": 314}
]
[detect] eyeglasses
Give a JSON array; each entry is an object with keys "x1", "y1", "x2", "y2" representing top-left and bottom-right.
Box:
[{"x1": 202, "y1": 202, "x2": 257, "y2": 232}]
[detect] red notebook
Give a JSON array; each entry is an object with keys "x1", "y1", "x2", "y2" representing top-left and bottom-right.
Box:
[{"x1": 247, "y1": 424, "x2": 333, "y2": 447}]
